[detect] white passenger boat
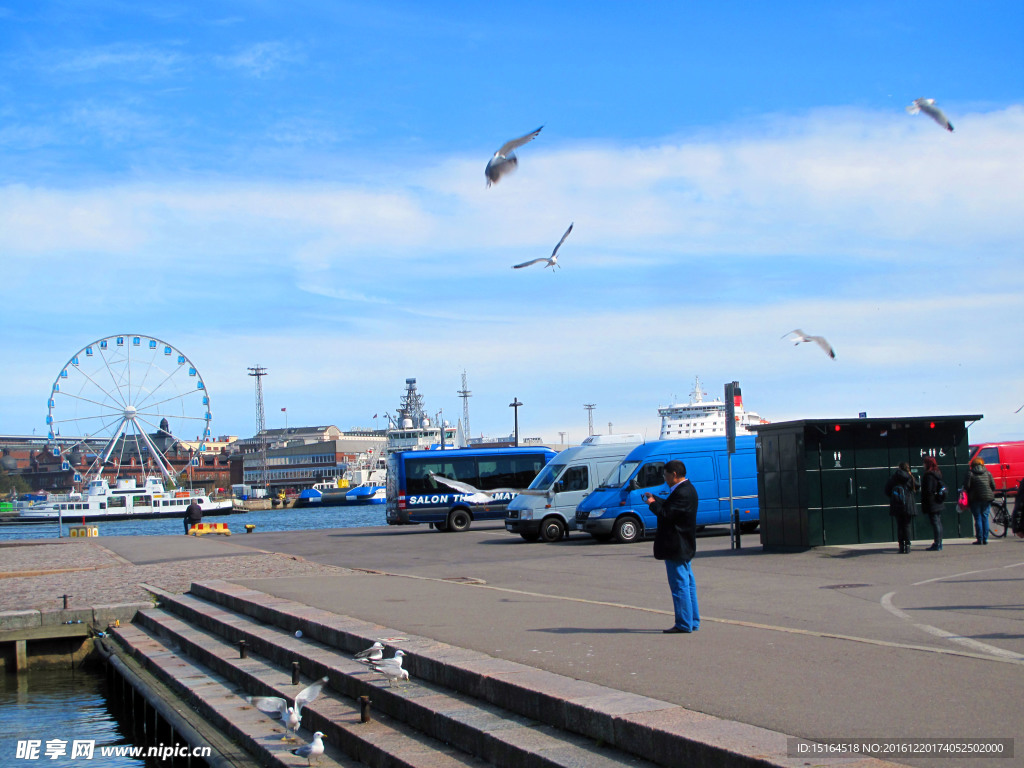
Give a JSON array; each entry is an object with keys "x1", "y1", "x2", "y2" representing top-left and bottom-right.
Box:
[
  {"x1": 658, "y1": 377, "x2": 769, "y2": 440},
  {"x1": 17, "y1": 476, "x2": 234, "y2": 522}
]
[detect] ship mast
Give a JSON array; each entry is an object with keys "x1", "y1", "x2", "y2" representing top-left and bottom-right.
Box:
[{"x1": 689, "y1": 376, "x2": 707, "y2": 404}]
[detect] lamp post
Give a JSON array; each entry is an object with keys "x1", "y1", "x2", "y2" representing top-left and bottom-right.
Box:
[{"x1": 509, "y1": 398, "x2": 523, "y2": 447}]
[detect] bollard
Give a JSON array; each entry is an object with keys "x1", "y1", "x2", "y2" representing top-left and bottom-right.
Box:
[
  {"x1": 733, "y1": 509, "x2": 742, "y2": 550},
  {"x1": 238, "y1": 640, "x2": 247, "y2": 659},
  {"x1": 359, "y1": 696, "x2": 371, "y2": 723},
  {"x1": 292, "y1": 661, "x2": 300, "y2": 685},
  {"x1": 62, "y1": 594, "x2": 71, "y2": 609}
]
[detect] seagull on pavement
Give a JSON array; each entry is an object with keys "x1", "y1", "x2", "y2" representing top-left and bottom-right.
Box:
[
  {"x1": 513, "y1": 223, "x2": 573, "y2": 271},
  {"x1": 783, "y1": 329, "x2": 836, "y2": 360},
  {"x1": 291, "y1": 731, "x2": 325, "y2": 765},
  {"x1": 486, "y1": 126, "x2": 543, "y2": 187},
  {"x1": 354, "y1": 641, "x2": 385, "y2": 664},
  {"x1": 429, "y1": 474, "x2": 519, "y2": 504},
  {"x1": 906, "y1": 98, "x2": 954, "y2": 132},
  {"x1": 246, "y1": 676, "x2": 329, "y2": 740}
]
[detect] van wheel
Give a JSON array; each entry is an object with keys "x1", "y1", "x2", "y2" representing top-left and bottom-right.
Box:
[
  {"x1": 519, "y1": 530, "x2": 540, "y2": 542},
  {"x1": 447, "y1": 509, "x2": 472, "y2": 532},
  {"x1": 540, "y1": 517, "x2": 566, "y2": 543},
  {"x1": 613, "y1": 516, "x2": 641, "y2": 544}
]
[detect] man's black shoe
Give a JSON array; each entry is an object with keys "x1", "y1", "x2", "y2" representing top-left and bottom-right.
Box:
[{"x1": 663, "y1": 627, "x2": 692, "y2": 634}]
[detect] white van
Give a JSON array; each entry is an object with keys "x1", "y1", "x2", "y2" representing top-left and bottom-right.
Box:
[{"x1": 504, "y1": 434, "x2": 645, "y2": 542}]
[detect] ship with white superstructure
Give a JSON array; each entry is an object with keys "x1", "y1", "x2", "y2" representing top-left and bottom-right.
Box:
[{"x1": 658, "y1": 377, "x2": 769, "y2": 440}]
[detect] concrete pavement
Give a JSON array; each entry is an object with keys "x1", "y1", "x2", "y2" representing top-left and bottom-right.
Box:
[{"x1": 90, "y1": 523, "x2": 1024, "y2": 767}]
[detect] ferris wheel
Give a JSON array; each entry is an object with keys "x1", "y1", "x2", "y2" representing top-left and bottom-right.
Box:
[{"x1": 46, "y1": 334, "x2": 212, "y2": 483}]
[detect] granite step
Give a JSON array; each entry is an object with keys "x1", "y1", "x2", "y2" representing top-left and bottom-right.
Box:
[{"x1": 134, "y1": 594, "x2": 656, "y2": 768}]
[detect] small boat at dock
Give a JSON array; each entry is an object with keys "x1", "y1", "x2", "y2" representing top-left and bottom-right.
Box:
[{"x1": 16, "y1": 476, "x2": 235, "y2": 523}]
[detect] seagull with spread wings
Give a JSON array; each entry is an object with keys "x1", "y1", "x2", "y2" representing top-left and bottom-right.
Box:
[
  {"x1": 906, "y1": 98, "x2": 954, "y2": 132},
  {"x1": 513, "y1": 223, "x2": 573, "y2": 271},
  {"x1": 429, "y1": 474, "x2": 519, "y2": 504},
  {"x1": 246, "y1": 676, "x2": 329, "y2": 740},
  {"x1": 485, "y1": 126, "x2": 543, "y2": 186},
  {"x1": 783, "y1": 329, "x2": 836, "y2": 360}
]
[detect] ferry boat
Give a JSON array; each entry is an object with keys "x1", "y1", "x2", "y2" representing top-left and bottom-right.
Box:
[
  {"x1": 342, "y1": 467, "x2": 387, "y2": 505},
  {"x1": 658, "y1": 377, "x2": 769, "y2": 440},
  {"x1": 17, "y1": 476, "x2": 234, "y2": 522}
]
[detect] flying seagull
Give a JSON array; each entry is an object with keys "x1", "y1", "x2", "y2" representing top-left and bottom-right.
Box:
[
  {"x1": 246, "y1": 676, "x2": 329, "y2": 740},
  {"x1": 906, "y1": 98, "x2": 954, "y2": 132},
  {"x1": 354, "y1": 641, "x2": 385, "y2": 664},
  {"x1": 513, "y1": 223, "x2": 574, "y2": 271},
  {"x1": 291, "y1": 732, "x2": 325, "y2": 765},
  {"x1": 1015, "y1": 403, "x2": 1024, "y2": 414},
  {"x1": 485, "y1": 126, "x2": 543, "y2": 187},
  {"x1": 429, "y1": 474, "x2": 519, "y2": 504},
  {"x1": 783, "y1": 329, "x2": 836, "y2": 360}
]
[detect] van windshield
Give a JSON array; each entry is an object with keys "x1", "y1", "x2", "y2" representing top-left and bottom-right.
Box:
[
  {"x1": 528, "y1": 463, "x2": 566, "y2": 491},
  {"x1": 601, "y1": 460, "x2": 640, "y2": 489}
]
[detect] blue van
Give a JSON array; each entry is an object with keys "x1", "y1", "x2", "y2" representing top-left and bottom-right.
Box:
[
  {"x1": 575, "y1": 435, "x2": 759, "y2": 543},
  {"x1": 386, "y1": 447, "x2": 557, "y2": 532}
]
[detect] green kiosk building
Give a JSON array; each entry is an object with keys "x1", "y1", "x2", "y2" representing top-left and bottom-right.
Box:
[{"x1": 752, "y1": 415, "x2": 981, "y2": 549}]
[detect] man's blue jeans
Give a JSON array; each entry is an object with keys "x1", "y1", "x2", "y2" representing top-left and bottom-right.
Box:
[{"x1": 665, "y1": 559, "x2": 700, "y2": 631}]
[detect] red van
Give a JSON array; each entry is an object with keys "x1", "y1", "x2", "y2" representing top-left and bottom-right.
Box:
[{"x1": 968, "y1": 441, "x2": 1024, "y2": 495}]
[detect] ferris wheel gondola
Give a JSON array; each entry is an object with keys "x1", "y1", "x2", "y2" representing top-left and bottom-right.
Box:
[{"x1": 46, "y1": 335, "x2": 213, "y2": 485}]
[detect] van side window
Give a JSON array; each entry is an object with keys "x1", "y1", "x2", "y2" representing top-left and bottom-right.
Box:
[
  {"x1": 977, "y1": 447, "x2": 999, "y2": 465},
  {"x1": 561, "y1": 465, "x2": 589, "y2": 492},
  {"x1": 636, "y1": 462, "x2": 665, "y2": 488}
]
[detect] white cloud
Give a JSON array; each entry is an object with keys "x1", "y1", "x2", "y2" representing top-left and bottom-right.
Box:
[
  {"x1": 0, "y1": 106, "x2": 1021, "y2": 442},
  {"x1": 214, "y1": 41, "x2": 303, "y2": 77}
]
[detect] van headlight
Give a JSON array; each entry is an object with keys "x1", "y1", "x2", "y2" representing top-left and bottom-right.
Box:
[
  {"x1": 587, "y1": 508, "x2": 606, "y2": 519},
  {"x1": 519, "y1": 508, "x2": 534, "y2": 520}
]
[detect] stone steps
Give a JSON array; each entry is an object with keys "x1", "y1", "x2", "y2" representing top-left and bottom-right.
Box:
[
  {"x1": 111, "y1": 578, "x2": 891, "y2": 768},
  {"x1": 124, "y1": 588, "x2": 656, "y2": 768}
]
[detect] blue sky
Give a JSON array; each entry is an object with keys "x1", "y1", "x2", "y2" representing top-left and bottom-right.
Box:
[{"x1": 2, "y1": 1, "x2": 1022, "y2": 445}]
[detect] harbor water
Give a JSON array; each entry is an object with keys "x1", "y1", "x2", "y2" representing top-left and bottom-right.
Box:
[
  {"x1": 0, "y1": 503, "x2": 385, "y2": 542},
  {"x1": 1, "y1": 668, "x2": 154, "y2": 767}
]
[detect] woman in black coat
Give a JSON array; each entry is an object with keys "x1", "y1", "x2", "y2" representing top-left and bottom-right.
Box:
[
  {"x1": 884, "y1": 462, "x2": 918, "y2": 554},
  {"x1": 920, "y1": 457, "x2": 944, "y2": 551}
]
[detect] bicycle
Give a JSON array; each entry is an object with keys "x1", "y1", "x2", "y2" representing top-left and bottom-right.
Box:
[{"x1": 989, "y1": 493, "x2": 1011, "y2": 539}]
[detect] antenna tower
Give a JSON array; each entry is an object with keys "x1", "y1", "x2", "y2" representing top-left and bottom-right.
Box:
[
  {"x1": 248, "y1": 365, "x2": 268, "y2": 491},
  {"x1": 584, "y1": 403, "x2": 597, "y2": 436},
  {"x1": 457, "y1": 371, "x2": 472, "y2": 439}
]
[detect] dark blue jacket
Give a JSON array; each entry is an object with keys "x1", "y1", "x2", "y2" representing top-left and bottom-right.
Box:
[{"x1": 648, "y1": 480, "x2": 699, "y2": 562}]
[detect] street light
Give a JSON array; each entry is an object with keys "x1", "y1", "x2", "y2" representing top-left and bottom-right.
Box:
[{"x1": 508, "y1": 398, "x2": 523, "y2": 447}]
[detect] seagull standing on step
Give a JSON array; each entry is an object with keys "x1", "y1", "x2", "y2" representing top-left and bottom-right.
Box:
[
  {"x1": 906, "y1": 98, "x2": 954, "y2": 132},
  {"x1": 783, "y1": 329, "x2": 836, "y2": 360},
  {"x1": 354, "y1": 641, "x2": 385, "y2": 664},
  {"x1": 513, "y1": 223, "x2": 574, "y2": 271},
  {"x1": 370, "y1": 651, "x2": 410, "y2": 687},
  {"x1": 247, "y1": 675, "x2": 329, "y2": 740},
  {"x1": 485, "y1": 126, "x2": 543, "y2": 187},
  {"x1": 291, "y1": 731, "x2": 325, "y2": 765}
]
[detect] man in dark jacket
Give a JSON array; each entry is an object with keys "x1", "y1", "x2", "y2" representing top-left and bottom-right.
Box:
[
  {"x1": 184, "y1": 499, "x2": 202, "y2": 535},
  {"x1": 884, "y1": 462, "x2": 918, "y2": 554},
  {"x1": 964, "y1": 458, "x2": 996, "y2": 544},
  {"x1": 642, "y1": 460, "x2": 700, "y2": 633}
]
